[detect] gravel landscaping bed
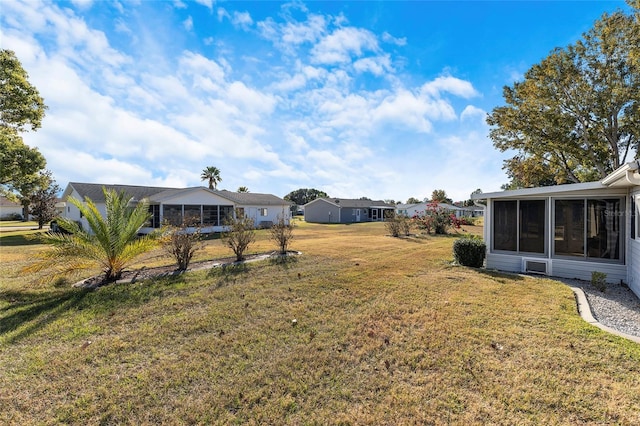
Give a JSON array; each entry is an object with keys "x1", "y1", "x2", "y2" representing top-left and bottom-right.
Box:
[{"x1": 549, "y1": 277, "x2": 640, "y2": 338}]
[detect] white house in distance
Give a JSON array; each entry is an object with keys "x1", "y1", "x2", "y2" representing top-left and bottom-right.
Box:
[
  {"x1": 60, "y1": 182, "x2": 291, "y2": 233},
  {"x1": 0, "y1": 196, "x2": 23, "y2": 220},
  {"x1": 396, "y1": 202, "x2": 483, "y2": 218},
  {"x1": 472, "y1": 161, "x2": 640, "y2": 299}
]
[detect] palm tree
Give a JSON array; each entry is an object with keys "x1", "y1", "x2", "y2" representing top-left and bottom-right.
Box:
[
  {"x1": 237, "y1": 186, "x2": 249, "y2": 193},
  {"x1": 201, "y1": 166, "x2": 222, "y2": 190},
  {"x1": 27, "y1": 188, "x2": 157, "y2": 283}
]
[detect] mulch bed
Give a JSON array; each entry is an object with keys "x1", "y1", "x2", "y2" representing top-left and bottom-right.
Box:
[{"x1": 74, "y1": 251, "x2": 300, "y2": 289}]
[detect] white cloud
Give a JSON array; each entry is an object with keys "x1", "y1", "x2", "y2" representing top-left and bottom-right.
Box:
[
  {"x1": 183, "y1": 16, "x2": 193, "y2": 31},
  {"x1": 311, "y1": 27, "x2": 379, "y2": 64},
  {"x1": 421, "y1": 76, "x2": 479, "y2": 99},
  {"x1": 194, "y1": 0, "x2": 213, "y2": 11},
  {"x1": 231, "y1": 11, "x2": 253, "y2": 30},
  {"x1": 460, "y1": 105, "x2": 486, "y2": 122},
  {"x1": 70, "y1": 0, "x2": 93, "y2": 9},
  {"x1": 353, "y1": 55, "x2": 393, "y2": 76},
  {"x1": 382, "y1": 31, "x2": 407, "y2": 46}
]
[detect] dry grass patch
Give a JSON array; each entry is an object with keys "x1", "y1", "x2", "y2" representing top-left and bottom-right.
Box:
[{"x1": 1, "y1": 222, "x2": 640, "y2": 424}]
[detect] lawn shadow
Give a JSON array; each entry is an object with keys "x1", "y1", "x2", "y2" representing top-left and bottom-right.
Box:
[
  {"x1": 0, "y1": 233, "x2": 46, "y2": 247},
  {"x1": 477, "y1": 268, "x2": 526, "y2": 282},
  {"x1": 0, "y1": 288, "x2": 91, "y2": 343},
  {"x1": 209, "y1": 262, "x2": 249, "y2": 288},
  {"x1": 269, "y1": 253, "x2": 299, "y2": 268}
]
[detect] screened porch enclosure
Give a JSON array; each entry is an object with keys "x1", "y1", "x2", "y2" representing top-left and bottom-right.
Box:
[
  {"x1": 492, "y1": 197, "x2": 624, "y2": 262},
  {"x1": 147, "y1": 204, "x2": 235, "y2": 228}
]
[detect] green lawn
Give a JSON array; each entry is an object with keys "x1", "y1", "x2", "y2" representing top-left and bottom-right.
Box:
[{"x1": 1, "y1": 221, "x2": 639, "y2": 424}]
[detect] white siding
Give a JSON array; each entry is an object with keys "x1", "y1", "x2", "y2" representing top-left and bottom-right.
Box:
[
  {"x1": 486, "y1": 253, "x2": 523, "y2": 273},
  {"x1": 628, "y1": 239, "x2": 640, "y2": 296},
  {"x1": 552, "y1": 259, "x2": 626, "y2": 284}
]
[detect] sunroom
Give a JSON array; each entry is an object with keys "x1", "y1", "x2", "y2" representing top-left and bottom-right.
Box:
[{"x1": 472, "y1": 161, "x2": 640, "y2": 300}]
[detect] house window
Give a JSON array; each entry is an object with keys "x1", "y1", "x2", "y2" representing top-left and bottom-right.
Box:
[
  {"x1": 633, "y1": 196, "x2": 639, "y2": 240},
  {"x1": 183, "y1": 205, "x2": 201, "y2": 226},
  {"x1": 163, "y1": 205, "x2": 182, "y2": 226},
  {"x1": 493, "y1": 199, "x2": 545, "y2": 254},
  {"x1": 220, "y1": 206, "x2": 234, "y2": 224},
  {"x1": 554, "y1": 198, "x2": 623, "y2": 261},
  {"x1": 554, "y1": 200, "x2": 584, "y2": 257},
  {"x1": 493, "y1": 200, "x2": 517, "y2": 251},
  {"x1": 203, "y1": 205, "x2": 218, "y2": 226},
  {"x1": 147, "y1": 205, "x2": 160, "y2": 228},
  {"x1": 259, "y1": 208, "x2": 268, "y2": 216},
  {"x1": 519, "y1": 200, "x2": 546, "y2": 253}
]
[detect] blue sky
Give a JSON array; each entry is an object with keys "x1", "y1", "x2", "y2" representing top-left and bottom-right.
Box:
[{"x1": 1, "y1": 0, "x2": 630, "y2": 203}]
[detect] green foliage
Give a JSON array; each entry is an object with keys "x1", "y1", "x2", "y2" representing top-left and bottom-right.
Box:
[
  {"x1": 431, "y1": 189, "x2": 452, "y2": 204},
  {"x1": 270, "y1": 214, "x2": 295, "y2": 254},
  {"x1": 237, "y1": 186, "x2": 249, "y2": 193},
  {"x1": 591, "y1": 271, "x2": 607, "y2": 293},
  {"x1": 284, "y1": 188, "x2": 328, "y2": 206},
  {"x1": 162, "y1": 219, "x2": 203, "y2": 271},
  {"x1": 27, "y1": 170, "x2": 60, "y2": 229},
  {"x1": 406, "y1": 197, "x2": 421, "y2": 204},
  {"x1": 0, "y1": 50, "x2": 48, "y2": 193},
  {"x1": 201, "y1": 166, "x2": 222, "y2": 190},
  {"x1": 487, "y1": 9, "x2": 640, "y2": 188},
  {"x1": 222, "y1": 215, "x2": 256, "y2": 261},
  {"x1": 385, "y1": 214, "x2": 412, "y2": 237},
  {"x1": 453, "y1": 237, "x2": 486, "y2": 267},
  {"x1": 26, "y1": 188, "x2": 157, "y2": 282},
  {"x1": 413, "y1": 203, "x2": 452, "y2": 235},
  {"x1": 0, "y1": 49, "x2": 47, "y2": 132}
]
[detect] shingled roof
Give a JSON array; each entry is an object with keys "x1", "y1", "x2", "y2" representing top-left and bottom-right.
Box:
[
  {"x1": 64, "y1": 183, "x2": 289, "y2": 206},
  {"x1": 310, "y1": 198, "x2": 395, "y2": 208},
  {"x1": 65, "y1": 183, "x2": 180, "y2": 202}
]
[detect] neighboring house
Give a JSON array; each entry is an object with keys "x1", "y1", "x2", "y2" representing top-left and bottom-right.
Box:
[
  {"x1": 471, "y1": 161, "x2": 640, "y2": 299},
  {"x1": 60, "y1": 182, "x2": 291, "y2": 233},
  {"x1": 303, "y1": 198, "x2": 395, "y2": 223},
  {"x1": 0, "y1": 196, "x2": 23, "y2": 220},
  {"x1": 396, "y1": 202, "x2": 477, "y2": 218}
]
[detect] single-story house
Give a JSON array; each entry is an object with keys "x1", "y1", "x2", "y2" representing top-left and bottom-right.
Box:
[
  {"x1": 471, "y1": 161, "x2": 640, "y2": 299},
  {"x1": 396, "y1": 202, "x2": 482, "y2": 218},
  {"x1": 303, "y1": 198, "x2": 395, "y2": 223},
  {"x1": 0, "y1": 196, "x2": 23, "y2": 220},
  {"x1": 60, "y1": 182, "x2": 291, "y2": 233}
]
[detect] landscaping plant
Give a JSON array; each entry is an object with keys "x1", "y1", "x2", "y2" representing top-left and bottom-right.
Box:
[
  {"x1": 453, "y1": 235, "x2": 486, "y2": 267},
  {"x1": 270, "y1": 214, "x2": 295, "y2": 254},
  {"x1": 222, "y1": 215, "x2": 256, "y2": 261},
  {"x1": 162, "y1": 216, "x2": 203, "y2": 270},
  {"x1": 25, "y1": 187, "x2": 157, "y2": 282}
]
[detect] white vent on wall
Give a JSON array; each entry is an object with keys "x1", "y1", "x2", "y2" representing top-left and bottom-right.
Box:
[{"x1": 522, "y1": 258, "x2": 549, "y2": 275}]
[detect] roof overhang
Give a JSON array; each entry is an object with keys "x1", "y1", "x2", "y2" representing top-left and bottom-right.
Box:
[
  {"x1": 473, "y1": 161, "x2": 640, "y2": 200},
  {"x1": 601, "y1": 160, "x2": 640, "y2": 187}
]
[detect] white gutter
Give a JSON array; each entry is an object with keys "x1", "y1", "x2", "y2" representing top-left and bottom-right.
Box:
[{"x1": 601, "y1": 161, "x2": 640, "y2": 186}]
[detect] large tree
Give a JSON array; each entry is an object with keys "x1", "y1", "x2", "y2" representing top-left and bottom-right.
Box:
[
  {"x1": 27, "y1": 170, "x2": 60, "y2": 229},
  {"x1": 487, "y1": 7, "x2": 640, "y2": 187},
  {"x1": 201, "y1": 166, "x2": 222, "y2": 190},
  {"x1": 284, "y1": 188, "x2": 328, "y2": 206},
  {"x1": 430, "y1": 189, "x2": 452, "y2": 204},
  {"x1": 0, "y1": 49, "x2": 48, "y2": 200}
]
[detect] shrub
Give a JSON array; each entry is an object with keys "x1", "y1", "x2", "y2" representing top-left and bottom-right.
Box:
[
  {"x1": 162, "y1": 218, "x2": 203, "y2": 270},
  {"x1": 591, "y1": 271, "x2": 607, "y2": 292},
  {"x1": 412, "y1": 203, "x2": 452, "y2": 235},
  {"x1": 453, "y1": 237, "x2": 486, "y2": 267},
  {"x1": 222, "y1": 215, "x2": 256, "y2": 261},
  {"x1": 270, "y1": 214, "x2": 295, "y2": 254},
  {"x1": 385, "y1": 215, "x2": 411, "y2": 237}
]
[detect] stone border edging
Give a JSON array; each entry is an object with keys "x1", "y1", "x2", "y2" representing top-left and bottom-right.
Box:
[{"x1": 570, "y1": 286, "x2": 640, "y2": 344}]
